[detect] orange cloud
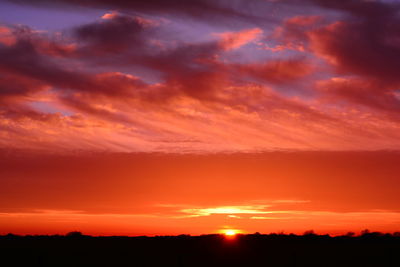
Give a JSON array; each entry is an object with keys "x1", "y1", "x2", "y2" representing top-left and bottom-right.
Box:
[
  {"x1": 269, "y1": 15, "x2": 322, "y2": 52},
  {"x1": 101, "y1": 11, "x2": 119, "y2": 20},
  {"x1": 216, "y1": 28, "x2": 263, "y2": 51},
  {"x1": 181, "y1": 205, "x2": 271, "y2": 217},
  {"x1": 0, "y1": 26, "x2": 16, "y2": 46},
  {"x1": 236, "y1": 58, "x2": 314, "y2": 84}
]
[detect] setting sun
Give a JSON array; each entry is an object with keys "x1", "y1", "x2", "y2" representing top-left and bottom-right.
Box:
[{"x1": 223, "y1": 229, "x2": 238, "y2": 236}]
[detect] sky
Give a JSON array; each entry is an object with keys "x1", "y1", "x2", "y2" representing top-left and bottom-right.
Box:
[{"x1": 0, "y1": 0, "x2": 400, "y2": 236}]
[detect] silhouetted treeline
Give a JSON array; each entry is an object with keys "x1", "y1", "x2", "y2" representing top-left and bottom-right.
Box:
[{"x1": 1, "y1": 231, "x2": 399, "y2": 267}]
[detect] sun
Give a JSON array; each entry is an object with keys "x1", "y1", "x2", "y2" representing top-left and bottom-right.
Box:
[{"x1": 223, "y1": 229, "x2": 238, "y2": 236}]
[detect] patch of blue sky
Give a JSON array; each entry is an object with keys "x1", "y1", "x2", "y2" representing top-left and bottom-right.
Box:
[
  {"x1": 0, "y1": 1, "x2": 105, "y2": 31},
  {"x1": 29, "y1": 101, "x2": 74, "y2": 116}
]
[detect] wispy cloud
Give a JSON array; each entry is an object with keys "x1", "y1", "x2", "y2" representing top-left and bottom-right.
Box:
[
  {"x1": 181, "y1": 205, "x2": 272, "y2": 217},
  {"x1": 2, "y1": 208, "x2": 400, "y2": 235}
]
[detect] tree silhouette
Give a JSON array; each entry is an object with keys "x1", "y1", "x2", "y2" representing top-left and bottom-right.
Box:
[{"x1": 66, "y1": 231, "x2": 83, "y2": 237}]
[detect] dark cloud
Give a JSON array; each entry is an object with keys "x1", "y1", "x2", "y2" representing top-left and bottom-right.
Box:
[
  {"x1": 317, "y1": 78, "x2": 400, "y2": 116},
  {"x1": 0, "y1": 72, "x2": 45, "y2": 98},
  {"x1": 0, "y1": 39, "x2": 86, "y2": 89},
  {"x1": 73, "y1": 14, "x2": 150, "y2": 54},
  {"x1": 310, "y1": 18, "x2": 400, "y2": 85},
  {"x1": 306, "y1": 0, "x2": 400, "y2": 83},
  {"x1": 0, "y1": 27, "x2": 162, "y2": 123},
  {"x1": 8, "y1": 0, "x2": 260, "y2": 23},
  {"x1": 265, "y1": 1, "x2": 400, "y2": 114},
  {"x1": 0, "y1": 31, "x2": 151, "y2": 98},
  {"x1": 310, "y1": 0, "x2": 399, "y2": 18},
  {"x1": 0, "y1": 21, "x2": 227, "y2": 120}
]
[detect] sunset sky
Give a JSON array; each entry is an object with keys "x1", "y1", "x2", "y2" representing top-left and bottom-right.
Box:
[{"x1": 1, "y1": 0, "x2": 400, "y2": 236}]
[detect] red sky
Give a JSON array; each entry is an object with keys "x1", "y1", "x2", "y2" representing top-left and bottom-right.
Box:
[
  {"x1": 0, "y1": 0, "x2": 400, "y2": 235},
  {"x1": 1, "y1": 150, "x2": 399, "y2": 236}
]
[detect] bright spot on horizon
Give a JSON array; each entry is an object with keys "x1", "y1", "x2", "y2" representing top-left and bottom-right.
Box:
[{"x1": 223, "y1": 229, "x2": 238, "y2": 236}]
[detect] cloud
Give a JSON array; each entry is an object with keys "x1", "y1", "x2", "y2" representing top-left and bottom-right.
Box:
[
  {"x1": 2, "y1": 208, "x2": 400, "y2": 235},
  {"x1": 269, "y1": 0, "x2": 400, "y2": 87},
  {"x1": 310, "y1": 0, "x2": 399, "y2": 18},
  {"x1": 298, "y1": 0, "x2": 400, "y2": 86},
  {"x1": 7, "y1": 0, "x2": 260, "y2": 24},
  {"x1": 216, "y1": 28, "x2": 263, "y2": 51},
  {"x1": 271, "y1": 200, "x2": 311, "y2": 204},
  {"x1": 0, "y1": 26, "x2": 16, "y2": 46},
  {"x1": 309, "y1": 18, "x2": 400, "y2": 84},
  {"x1": 0, "y1": 72, "x2": 47, "y2": 100},
  {"x1": 1, "y1": 1, "x2": 400, "y2": 152},
  {"x1": 236, "y1": 58, "x2": 314, "y2": 84},
  {"x1": 268, "y1": 15, "x2": 323, "y2": 52},
  {"x1": 73, "y1": 13, "x2": 153, "y2": 54},
  {"x1": 316, "y1": 77, "x2": 400, "y2": 115},
  {"x1": 181, "y1": 205, "x2": 271, "y2": 217}
]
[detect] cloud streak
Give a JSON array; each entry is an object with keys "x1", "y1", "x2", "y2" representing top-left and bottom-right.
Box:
[{"x1": 1, "y1": 208, "x2": 400, "y2": 236}]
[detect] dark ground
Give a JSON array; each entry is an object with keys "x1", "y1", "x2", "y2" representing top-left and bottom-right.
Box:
[{"x1": 1, "y1": 232, "x2": 399, "y2": 267}]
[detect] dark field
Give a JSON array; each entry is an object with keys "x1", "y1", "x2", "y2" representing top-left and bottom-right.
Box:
[{"x1": 1, "y1": 232, "x2": 399, "y2": 267}]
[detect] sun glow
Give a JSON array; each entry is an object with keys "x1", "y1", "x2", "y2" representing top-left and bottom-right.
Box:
[
  {"x1": 223, "y1": 229, "x2": 239, "y2": 237},
  {"x1": 225, "y1": 230, "x2": 237, "y2": 236}
]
